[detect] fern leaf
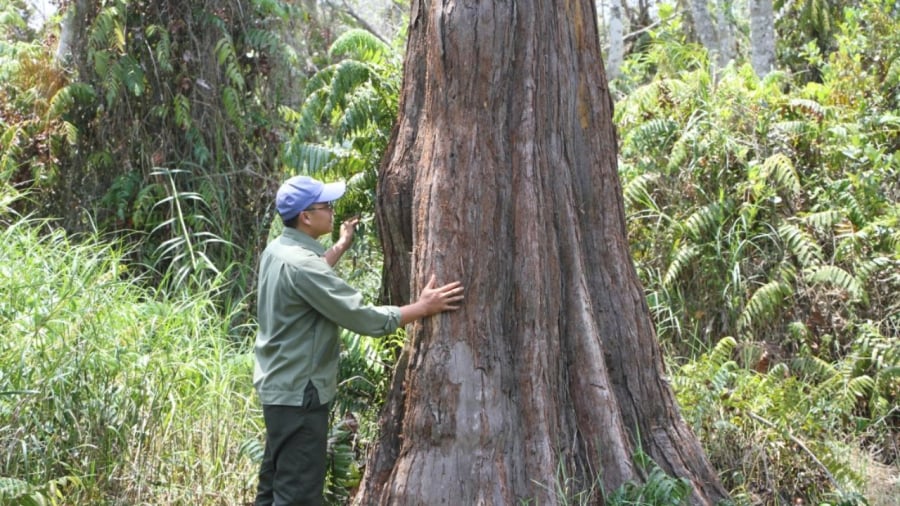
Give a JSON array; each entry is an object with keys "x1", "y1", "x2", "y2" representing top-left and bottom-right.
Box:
[
  {"x1": 284, "y1": 143, "x2": 337, "y2": 174},
  {"x1": 838, "y1": 192, "x2": 867, "y2": 228},
  {"x1": 778, "y1": 223, "x2": 823, "y2": 268},
  {"x1": 762, "y1": 153, "x2": 801, "y2": 196},
  {"x1": 296, "y1": 88, "x2": 330, "y2": 139},
  {"x1": 245, "y1": 28, "x2": 281, "y2": 53},
  {"x1": 709, "y1": 336, "x2": 738, "y2": 369},
  {"x1": 793, "y1": 355, "x2": 837, "y2": 382},
  {"x1": 59, "y1": 120, "x2": 75, "y2": 147},
  {"x1": 665, "y1": 130, "x2": 694, "y2": 174},
  {"x1": 222, "y1": 86, "x2": 244, "y2": 130},
  {"x1": 663, "y1": 244, "x2": 700, "y2": 288},
  {"x1": 47, "y1": 83, "x2": 96, "y2": 119},
  {"x1": 327, "y1": 60, "x2": 374, "y2": 113},
  {"x1": 738, "y1": 280, "x2": 792, "y2": 331},
  {"x1": 328, "y1": 28, "x2": 391, "y2": 64},
  {"x1": 846, "y1": 375, "x2": 875, "y2": 400},
  {"x1": 146, "y1": 24, "x2": 173, "y2": 73},
  {"x1": 0, "y1": 125, "x2": 22, "y2": 178},
  {"x1": 628, "y1": 118, "x2": 679, "y2": 153},
  {"x1": 173, "y1": 94, "x2": 191, "y2": 130},
  {"x1": 804, "y1": 265, "x2": 865, "y2": 302},
  {"x1": 623, "y1": 172, "x2": 660, "y2": 210},
  {"x1": 215, "y1": 36, "x2": 236, "y2": 66},
  {"x1": 113, "y1": 55, "x2": 146, "y2": 97},
  {"x1": 279, "y1": 105, "x2": 301, "y2": 123},
  {"x1": 789, "y1": 98, "x2": 826, "y2": 121},
  {"x1": 801, "y1": 210, "x2": 843, "y2": 230},
  {"x1": 856, "y1": 256, "x2": 892, "y2": 284},
  {"x1": 684, "y1": 201, "x2": 727, "y2": 242},
  {"x1": 88, "y1": 5, "x2": 122, "y2": 50}
]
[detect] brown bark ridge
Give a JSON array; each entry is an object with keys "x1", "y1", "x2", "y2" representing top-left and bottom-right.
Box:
[{"x1": 360, "y1": 0, "x2": 729, "y2": 504}]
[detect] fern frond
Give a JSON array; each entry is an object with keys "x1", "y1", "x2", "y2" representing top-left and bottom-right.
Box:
[
  {"x1": 146, "y1": 25, "x2": 173, "y2": 73},
  {"x1": 738, "y1": 280, "x2": 792, "y2": 331},
  {"x1": 792, "y1": 355, "x2": 837, "y2": 382},
  {"x1": 327, "y1": 60, "x2": 375, "y2": 113},
  {"x1": 278, "y1": 105, "x2": 301, "y2": 123},
  {"x1": 336, "y1": 88, "x2": 385, "y2": 141},
  {"x1": 623, "y1": 172, "x2": 660, "y2": 210},
  {"x1": 215, "y1": 36, "x2": 236, "y2": 66},
  {"x1": 665, "y1": 133, "x2": 693, "y2": 174},
  {"x1": 47, "y1": 83, "x2": 96, "y2": 119},
  {"x1": 845, "y1": 374, "x2": 875, "y2": 402},
  {"x1": 778, "y1": 223, "x2": 823, "y2": 268},
  {"x1": 245, "y1": 27, "x2": 282, "y2": 53},
  {"x1": 663, "y1": 244, "x2": 700, "y2": 288},
  {"x1": 215, "y1": 36, "x2": 245, "y2": 89},
  {"x1": 801, "y1": 210, "x2": 843, "y2": 230},
  {"x1": 328, "y1": 28, "x2": 391, "y2": 64},
  {"x1": 0, "y1": 125, "x2": 23, "y2": 178},
  {"x1": 173, "y1": 94, "x2": 191, "y2": 130},
  {"x1": 628, "y1": 118, "x2": 679, "y2": 153},
  {"x1": 789, "y1": 98, "x2": 826, "y2": 121},
  {"x1": 222, "y1": 86, "x2": 244, "y2": 130},
  {"x1": 283, "y1": 143, "x2": 338, "y2": 174},
  {"x1": 112, "y1": 55, "x2": 146, "y2": 97},
  {"x1": 88, "y1": 5, "x2": 124, "y2": 51},
  {"x1": 761, "y1": 153, "x2": 801, "y2": 196},
  {"x1": 295, "y1": 88, "x2": 330, "y2": 139},
  {"x1": 684, "y1": 201, "x2": 727, "y2": 242},
  {"x1": 804, "y1": 265, "x2": 865, "y2": 303},
  {"x1": 856, "y1": 256, "x2": 892, "y2": 284},
  {"x1": 709, "y1": 336, "x2": 738, "y2": 369},
  {"x1": 57, "y1": 120, "x2": 73, "y2": 145},
  {"x1": 838, "y1": 192, "x2": 867, "y2": 228}
]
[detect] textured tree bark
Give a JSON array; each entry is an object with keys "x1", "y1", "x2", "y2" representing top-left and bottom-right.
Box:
[
  {"x1": 362, "y1": 0, "x2": 728, "y2": 504},
  {"x1": 605, "y1": 0, "x2": 626, "y2": 81},
  {"x1": 688, "y1": 0, "x2": 722, "y2": 65},
  {"x1": 750, "y1": 0, "x2": 776, "y2": 77}
]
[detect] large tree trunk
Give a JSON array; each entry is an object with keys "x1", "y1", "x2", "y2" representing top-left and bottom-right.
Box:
[{"x1": 363, "y1": 0, "x2": 728, "y2": 504}]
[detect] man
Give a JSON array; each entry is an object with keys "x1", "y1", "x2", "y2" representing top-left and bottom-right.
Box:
[{"x1": 254, "y1": 175, "x2": 464, "y2": 506}]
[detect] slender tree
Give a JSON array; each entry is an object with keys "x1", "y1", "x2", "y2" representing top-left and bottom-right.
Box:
[
  {"x1": 750, "y1": 0, "x2": 776, "y2": 77},
  {"x1": 360, "y1": 0, "x2": 728, "y2": 504},
  {"x1": 606, "y1": 0, "x2": 626, "y2": 80}
]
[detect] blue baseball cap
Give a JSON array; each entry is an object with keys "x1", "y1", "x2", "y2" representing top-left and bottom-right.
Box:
[{"x1": 275, "y1": 175, "x2": 346, "y2": 220}]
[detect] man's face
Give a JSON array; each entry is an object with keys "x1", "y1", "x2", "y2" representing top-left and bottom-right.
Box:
[{"x1": 302, "y1": 202, "x2": 334, "y2": 237}]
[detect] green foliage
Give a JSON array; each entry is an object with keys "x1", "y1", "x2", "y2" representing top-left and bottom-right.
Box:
[
  {"x1": 617, "y1": 4, "x2": 900, "y2": 362},
  {"x1": 618, "y1": 4, "x2": 899, "y2": 502},
  {"x1": 0, "y1": 0, "x2": 310, "y2": 298},
  {"x1": 673, "y1": 336, "x2": 891, "y2": 503},
  {"x1": 282, "y1": 28, "x2": 401, "y2": 232},
  {"x1": 606, "y1": 461, "x2": 692, "y2": 506},
  {"x1": 0, "y1": 204, "x2": 260, "y2": 503},
  {"x1": 0, "y1": 475, "x2": 82, "y2": 506}
]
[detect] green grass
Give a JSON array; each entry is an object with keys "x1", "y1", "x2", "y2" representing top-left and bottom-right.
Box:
[{"x1": 0, "y1": 199, "x2": 261, "y2": 504}]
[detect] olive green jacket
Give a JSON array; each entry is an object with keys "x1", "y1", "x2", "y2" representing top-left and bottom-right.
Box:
[{"x1": 253, "y1": 227, "x2": 401, "y2": 406}]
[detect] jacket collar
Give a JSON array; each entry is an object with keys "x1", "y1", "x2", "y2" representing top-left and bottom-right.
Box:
[{"x1": 282, "y1": 227, "x2": 326, "y2": 256}]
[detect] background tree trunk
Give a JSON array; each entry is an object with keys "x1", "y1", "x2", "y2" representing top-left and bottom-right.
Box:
[
  {"x1": 750, "y1": 0, "x2": 776, "y2": 77},
  {"x1": 688, "y1": 0, "x2": 722, "y2": 65},
  {"x1": 606, "y1": 0, "x2": 626, "y2": 81},
  {"x1": 363, "y1": 0, "x2": 728, "y2": 504}
]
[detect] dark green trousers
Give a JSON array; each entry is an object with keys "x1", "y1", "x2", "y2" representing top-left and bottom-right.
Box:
[{"x1": 255, "y1": 382, "x2": 330, "y2": 506}]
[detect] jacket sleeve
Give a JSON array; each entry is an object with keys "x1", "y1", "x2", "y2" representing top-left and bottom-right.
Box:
[{"x1": 290, "y1": 257, "x2": 401, "y2": 337}]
